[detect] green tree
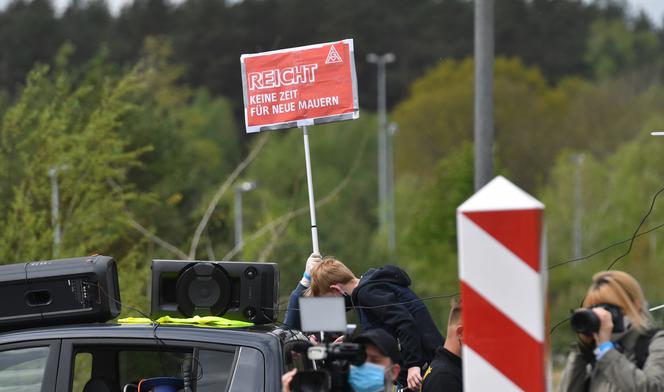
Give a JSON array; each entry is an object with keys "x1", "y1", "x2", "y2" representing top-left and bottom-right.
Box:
[
  {"x1": 543, "y1": 113, "x2": 664, "y2": 354},
  {"x1": 0, "y1": 45, "x2": 146, "y2": 262},
  {"x1": 585, "y1": 19, "x2": 661, "y2": 80},
  {"x1": 237, "y1": 118, "x2": 379, "y2": 301},
  {"x1": 394, "y1": 144, "x2": 475, "y2": 326},
  {"x1": 0, "y1": 0, "x2": 62, "y2": 92},
  {"x1": 393, "y1": 57, "x2": 573, "y2": 191}
]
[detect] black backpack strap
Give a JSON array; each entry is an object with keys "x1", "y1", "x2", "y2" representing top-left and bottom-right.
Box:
[{"x1": 635, "y1": 328, "x2": 660, "y2": 369}]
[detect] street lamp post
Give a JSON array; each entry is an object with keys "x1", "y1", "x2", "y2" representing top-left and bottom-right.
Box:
[
  {"x1": 48, "y1": 165, "x2": 68, "y2": 257},
  {"x1": 474, "y1": 0, "x2": 495, "y2": 190},
  {"x1": 367, "y1": 52, "x2": 396, "y2": 254},
  {"x1": 386, "y1": 122, "x2": 398, "y2": 255},
  {"x1": 234, "y1": 181, "x2": 257, "y2": 259},
  {"x1": 572, "y1": 154, "x2": 584, "y2": 259}
]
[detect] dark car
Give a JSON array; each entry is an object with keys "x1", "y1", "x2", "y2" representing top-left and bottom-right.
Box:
[{"x1": 0, "y1": 322, "x2": 289, "y2": 391}]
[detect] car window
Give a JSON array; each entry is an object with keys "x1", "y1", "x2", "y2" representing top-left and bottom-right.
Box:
[
  {"x1": 118, "y1": 349, "x2": 190, "y2": 386},
  {"x1": 0, "y1": 346, "x2": 50, "y2": 392},
  {"x1": 72, "y1": 344, "x2": 238, "y2": 391},
  {"x1": 72, "y1": 353, "x2": 92, "y2": 392},
  {"x1": 227, "y1": 347, "x2": 264, "y2": 392}
]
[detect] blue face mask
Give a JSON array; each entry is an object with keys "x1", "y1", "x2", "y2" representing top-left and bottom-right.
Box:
[{"x1": 349, "y1": 362, "x2": 385, "y2": 392}]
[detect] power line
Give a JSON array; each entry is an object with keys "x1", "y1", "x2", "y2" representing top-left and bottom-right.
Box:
[
  {"x1": 548, "y1": 222, "x2": 664, "y2": 269},
  {"x1": 605, "y1": 184, "x2": 664, "y2": 270}
]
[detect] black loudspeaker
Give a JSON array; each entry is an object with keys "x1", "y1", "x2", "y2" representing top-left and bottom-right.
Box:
[
  {"x1": 0, "y1": 255, "x2": 121, "y2": 331},
  {"x1": 151, "y1": 260, "x2": 279, "y2": 324}
]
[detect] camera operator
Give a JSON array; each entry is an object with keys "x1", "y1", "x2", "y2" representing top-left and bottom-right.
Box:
[
  {"x1": 285, "y1": 257, "x2": 444, "y2": 390},
  {"x1": 559, "y1": 270, "x2": 664, "y2": 391},
  {"x1": 282, "y1": 328, "x2": 403, "y2": 392}
]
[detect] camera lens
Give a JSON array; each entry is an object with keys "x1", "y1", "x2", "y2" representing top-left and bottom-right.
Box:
[{"x1": 570, "y1": 309, "x2": 600, "y2": 335}]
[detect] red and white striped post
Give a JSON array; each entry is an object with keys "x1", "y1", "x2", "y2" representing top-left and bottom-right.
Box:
[{"x1": 457, "y1": 176, "x2": 549, "y2": 391}]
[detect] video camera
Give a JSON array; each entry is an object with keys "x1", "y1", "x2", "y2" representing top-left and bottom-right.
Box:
[
  {"x1": 290, "y1": 342, "x2": 366, "y2": 392},
  {"x1": 570, "y1": 303, "x2": 625, "y2": 336},
  {"x1": 288, "y1": 297, "x2": 365, "y2": 392}
]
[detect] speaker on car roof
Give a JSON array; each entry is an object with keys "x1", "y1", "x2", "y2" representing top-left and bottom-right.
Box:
[
  {"x1": 150, "y1": 260, "x2": 279, "y2": 324},
  {"x1": 0, "y1": 255, "x2": 121, "y2": 331}
]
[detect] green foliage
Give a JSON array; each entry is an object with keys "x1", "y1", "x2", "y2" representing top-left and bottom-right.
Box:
[
  {"x1": 395, "y1": 144, "x2": 474, "y2": 326},
  {"x1": 0, "y1": 39, "x2": 243, "y2": 319},
  {"x1": 0, "y1": 0, "x2": 655, "y2": 111},
  {"x1": 586, "y1": 19, "x2": 661, "y2": 80},
  {"x1": 0, "y1": 45, "x2": 144, "y2": 262},
  {"x1": 394, "y1": 56, "x2": 664, "y2": 194},
  {"x1": 393, "y1": 57, "x2": 573, "y2": 191},
  {"x1": 543, "y1": 113, "x2": 664, "y2": 355},
  {"x1": 240, "y1": 117, "x2": 379, "y2": 301}
]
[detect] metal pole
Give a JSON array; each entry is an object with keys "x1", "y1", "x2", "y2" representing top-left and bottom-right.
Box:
[
  {"x1": 474, "y1": 0, "x2": 495, "y2": 190},
  {"x1": 48, "y1": 167, "x2": 61, "y2": 257},
  {"x1": 573, "y1": 154, "x2": 584, "y2": 259},
  {"x1": 368, "y1": 53, "x2": 395, "y2": 253},
  {"x1": 386, "y1": 122, "x2": 398, "y2": 255},
  {"x1": 377, "y1": 60, "x2": 388, "y2": 234},
  {"x1": 234, "y1": 187, "x2": 243, "y2": 259},
  {"x1": 302, "y1": 126, "x2": 320, "y2": 254},
  {"x1": 233, "y1": 181, "x2": 256, "y2": 259}
]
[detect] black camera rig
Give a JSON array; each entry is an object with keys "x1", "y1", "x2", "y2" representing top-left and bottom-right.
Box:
[{"x1": 289, "y1": 342, "x2": 366, "y2": 392}]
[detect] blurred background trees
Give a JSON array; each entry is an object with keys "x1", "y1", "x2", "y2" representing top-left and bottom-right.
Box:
[{"x1": 1, "y1": 0, "x2": 664, "y2": 359}]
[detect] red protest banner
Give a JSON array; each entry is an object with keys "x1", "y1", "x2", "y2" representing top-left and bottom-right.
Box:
[{"x1": 241, "y1": 39, "x2": 359, "y2": 133}]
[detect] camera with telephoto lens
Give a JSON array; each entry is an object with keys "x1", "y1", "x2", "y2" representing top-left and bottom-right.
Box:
[
  {"x1": 570, "y1": 303, "x2": 625, "y2": 336},
  {"x1": 289, "y1": 342, "x2": 367, "y2": 392}
]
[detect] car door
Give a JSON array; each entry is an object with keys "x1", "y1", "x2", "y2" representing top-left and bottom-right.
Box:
[
  {"x1": 56, "y1": 337, "x2": 265, "y2": 391},
  {"x1": 0, "y1": 340, "x2": 60, "y2": 392}
]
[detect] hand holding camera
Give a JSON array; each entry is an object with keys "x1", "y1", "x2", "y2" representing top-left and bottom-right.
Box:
[{"x1": 570, "y1": 303, "x2": 624, "y2": 345}]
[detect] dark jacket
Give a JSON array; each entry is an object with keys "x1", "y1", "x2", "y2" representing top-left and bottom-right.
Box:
[
  {"x1": 284, "y1": 283, "x2": 307, "y2": 330},
  {"x1": 351, "y1": 265, "x2": 445, "y2": 369},
  {"x1": 559, "y1": 328, "x2": 664, "y2": 391},
  {"x1": 421, "y1": 347, "x2": 462, "y2": 392}
]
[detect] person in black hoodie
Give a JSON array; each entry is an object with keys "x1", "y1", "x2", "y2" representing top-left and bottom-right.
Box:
[
  {"x1": 421, "y1": 297, "x2": 463, "y2": 392},
  {"x1": 300, "y1": 257, "x2": 445, "y2": 390}
]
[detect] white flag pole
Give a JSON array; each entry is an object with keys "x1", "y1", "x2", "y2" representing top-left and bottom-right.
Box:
[{"x1": 302, "y1": 125, "x2": 320, "y2": 253}]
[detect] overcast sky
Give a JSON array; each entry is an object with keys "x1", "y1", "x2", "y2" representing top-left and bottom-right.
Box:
[{"x1": 0, "y1": 0, "x2": 662, "y2": 25}]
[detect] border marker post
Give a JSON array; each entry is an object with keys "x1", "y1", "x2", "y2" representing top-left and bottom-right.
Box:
[{"x1": 457, "y1": 176, "x2": 549, "y2": 391}]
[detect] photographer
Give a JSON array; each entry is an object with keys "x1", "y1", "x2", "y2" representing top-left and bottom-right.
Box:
[
  {"x1": 286, "y1": 257, "x2": 443, "y2": 390},
  {"x1": 559, "y1": 270, "x2": 664, "y2": 391},
  {"x1": 282, "y1": 328, "x2": 402, "y2": 392}
]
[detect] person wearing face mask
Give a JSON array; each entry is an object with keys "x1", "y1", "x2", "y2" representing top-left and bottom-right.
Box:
[
  {"x1": 282, "y1": 328, "x2": 403, "y2": 392},
  {"x1": 301, "y1": 258, "x2": 444, "y2": 390},
  {"x1": 351, "y1": 328, "x2": 404, "y2": 392},
  {"x1": 559, "y1": 270, "x2": 664, "y2": 391},
  {"x1": 421, "y1": 298, "x2": 463, "y2": 392}
]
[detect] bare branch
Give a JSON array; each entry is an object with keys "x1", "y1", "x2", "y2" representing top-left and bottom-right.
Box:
[
  {"x1": 106, "y1": 178, "x2": 188, "y2": 259},
  {"x1": 127, "y1": 218, "x2": 189, "y2": 259},
  {"x1": 221, "y1": 133, "x2": 369, "y2": 260},
  {"x1": 188, "y1": 134, "x2": 269, "y2": 259},
  {"x1": 257, "y1": 218, "x2": 290, "y2": 261},
  {"x1": 205, "y1": 230, "x2": 216, "y2": 260}
]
